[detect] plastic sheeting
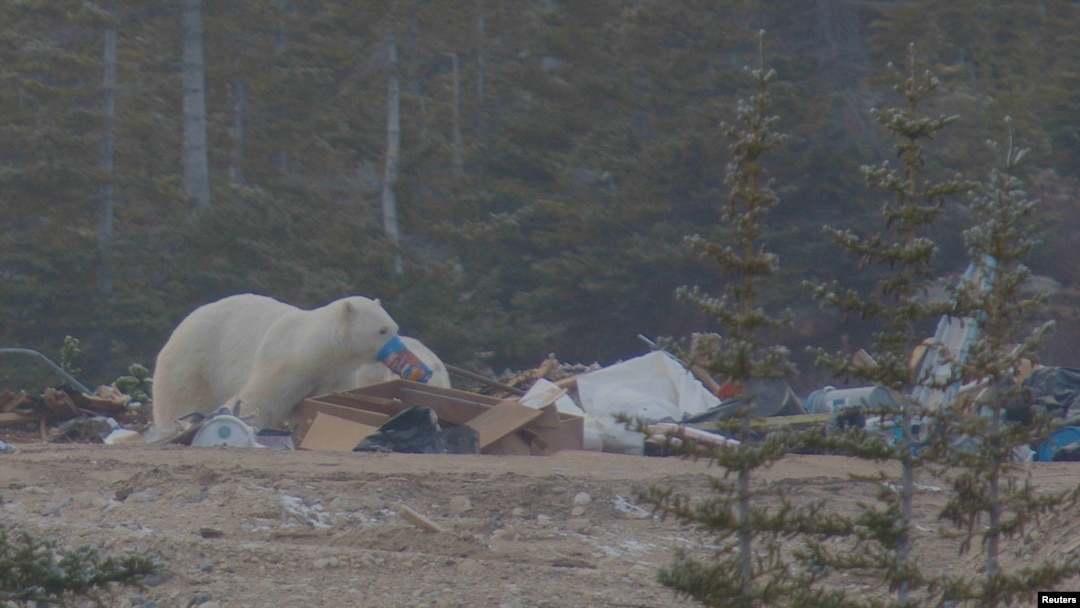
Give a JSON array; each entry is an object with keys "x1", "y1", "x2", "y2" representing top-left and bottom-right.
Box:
[{"x1": 577, "y1": 351, "x2": 721, "y2": 423}]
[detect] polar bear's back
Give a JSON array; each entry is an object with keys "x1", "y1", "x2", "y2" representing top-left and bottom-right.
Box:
[{"x1": 152, "y1": 294, "x2": 298, "y2": 427}]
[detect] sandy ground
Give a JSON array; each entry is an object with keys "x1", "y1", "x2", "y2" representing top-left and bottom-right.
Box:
[{"x1": 1, "y1": 443, "x2": 1079, "y2": 607}]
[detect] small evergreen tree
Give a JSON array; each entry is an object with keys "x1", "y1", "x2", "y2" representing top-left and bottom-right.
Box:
[
  {"x1": 0, "y1": 524, "x2": 156, "y2": 606},
  {"x1": 808, "y1": 44, "x2": 975, "y2": 606},
  {"x1": 927, "y1": 118, "x2": 1080, "y2": 607},
  {"x1": 641, "y1": 33, "x2": 857, "y2": 608}
]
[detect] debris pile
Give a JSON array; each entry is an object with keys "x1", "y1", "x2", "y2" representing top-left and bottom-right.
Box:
[{"x1": 0, "y1": 385, "x2": 147, "y2": 444}]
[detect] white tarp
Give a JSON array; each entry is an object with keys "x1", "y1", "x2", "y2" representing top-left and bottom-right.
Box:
[{"x1": 576, "y1": 351, "x2": 721, "y2": 422}]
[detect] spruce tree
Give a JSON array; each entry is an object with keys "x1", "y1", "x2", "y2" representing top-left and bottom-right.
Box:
[
  {"x1": 808, "y1": 44, "x2": 974, "y2": 606},
  {"x1": 641, "y1": 33, "x2": 857, "y2": 608},
  {"x1": 927, "y1": 119, "x2": 1080, "y2": 607}
]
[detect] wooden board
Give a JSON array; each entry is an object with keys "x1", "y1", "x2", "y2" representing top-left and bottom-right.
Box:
[{"x1": 466, "y1": 399, "x2": 544, "y2": 449}]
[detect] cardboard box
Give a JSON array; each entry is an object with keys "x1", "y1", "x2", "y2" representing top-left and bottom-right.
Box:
[
  {"x1": 297, "y1": 411, "x2": 378, "y2": 451},
  {"x1": 300, "y1": 380, "x2": 583, "y2": 455}
]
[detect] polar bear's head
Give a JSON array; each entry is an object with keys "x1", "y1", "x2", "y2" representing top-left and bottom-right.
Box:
[{"x1": 337, "y1": 296, "x2": 400, "y2": 362}]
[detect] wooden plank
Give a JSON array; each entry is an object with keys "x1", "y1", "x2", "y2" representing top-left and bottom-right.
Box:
[
  {"x1": 466, "y1": 399, "x2": 544, "y2": 449},
  {"x1": 747, "y1": 413, "x2": 833, "y2": 429},
  {"x1": 298, "y1": 412, "x2": 377, "y2": 452},
  {"x1": 397, "y1": 504, "x2": 446, "y2": 533},
  {"x1": 0, "y1": 411, "x2": 39, "y2": 427},
  {"x1": 300, "y1": 400, "x2": 391, "y2": 427}
]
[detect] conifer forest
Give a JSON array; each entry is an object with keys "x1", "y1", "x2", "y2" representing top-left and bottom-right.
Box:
[{"x1": 2, "y1": 0, "x2": 1079, "y2": 391}]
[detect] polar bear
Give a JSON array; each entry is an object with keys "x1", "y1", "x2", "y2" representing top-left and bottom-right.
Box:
[{"x1": 151, "y1": 293, "x2": 426, "y2": 430}]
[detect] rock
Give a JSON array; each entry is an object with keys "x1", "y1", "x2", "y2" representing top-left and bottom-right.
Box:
[
  {"x1": 536, "y1": 514, "x2": 553, "y2": 525},
  {"x1": 199, "y1": 527, "x2": 224, "y2": 539},
  {"x1": 129, "y1": 491, "x2": 157, "y2": 503},
  {"x1": 570, "y1": 506, "x2": 586, "y2": 517},
  {"x1": 572, "y1": 492, "x2": 592, "y2": 506},
  {"x1": 512, "y1": 507, "x2": 527, "y2": 518},
  {"x1": 328, "y1": 496, "x2": 348, "y2": 510},
  {"x1": 196, "y1": 560, "x2": 214, "y2": 573},
  {"x1": 448, "y1": 495, "x2": 472, "y2": 514}
]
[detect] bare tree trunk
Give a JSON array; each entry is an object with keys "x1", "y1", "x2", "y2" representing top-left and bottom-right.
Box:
[
  {"x1": 229, "y1": 79, "x2": 245, "y2": 185},
  {"x1": 274, "y1": 0, "x2": 287, "y2": 54},
  {"x1": 98, "y1": 25, "x2": 117, "y2": 298},
  {"x1": 446, "y1": 52, "x2": 463, "y2": 178},
  {"x1": 182, "y1": 0, "x2": 211, "y2": 210},
  {"x1": 382, "y1": 29, "x2": 403, "y2": 276},
  {"x1": 474, "y1": 0, "x2": 485, "y2": 137}
]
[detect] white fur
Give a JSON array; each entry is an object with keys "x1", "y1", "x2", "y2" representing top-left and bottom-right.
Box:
[{"x1": 151, "y1": 294, "x2": 399, "y2": 430}]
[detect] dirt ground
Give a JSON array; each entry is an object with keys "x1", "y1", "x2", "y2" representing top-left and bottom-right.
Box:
[{"x1": 1, "y1": 443, "x2": 1079, "y2": 608}]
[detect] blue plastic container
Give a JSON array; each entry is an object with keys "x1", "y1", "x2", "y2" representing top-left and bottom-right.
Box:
[{"x1": 1036, "y1": 426, "x2": 1080, "y2": 462}]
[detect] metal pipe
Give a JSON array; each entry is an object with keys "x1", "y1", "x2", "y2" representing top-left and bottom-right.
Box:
[{"x1": 0, "y1": 348, "x2": 93, "y2": 394}]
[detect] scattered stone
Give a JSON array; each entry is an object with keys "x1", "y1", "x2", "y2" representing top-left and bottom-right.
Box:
[
  {"x1": 570, "y1": 506, "x2": 586, "y2": 517},
  {"x1": 449, "y1": 495, "x2": 472, "y2": 514},
  {"x1": 456, "y1": 559, "x2": 483, "y2": 575},
  {"x1": 360, "y1": 496, "x2": 386, "y2": 511},
  {"x1": 572, "y1": 492, "x2": 592, "y2": 506},
  {"x1": 196, "y1": 559, "x2": 214, "y2": 573},
  {"x1": 512, "y1": 507, "x2": 527, "y2": 518},
  {"x1": 536, "y1": 514, "x2": 553, "y2": 525},
  {"x1": 198, "y1": 527, "x2": 224, "y2": 539},
  {"x1": 328, "y1": 496, "x2": 348, "y2": 510},
  {"x1": 198, "y1": 602, "x2": 221, "y2": 608},
  {"x1": 129, "y1": 491, "x2": 157, "y2": 503},
  {"x1": 549, "y1": 485, "x2": 568, "y2": 494}
]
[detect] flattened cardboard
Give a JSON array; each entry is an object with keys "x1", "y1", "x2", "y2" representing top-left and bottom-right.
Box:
[
  {"x1": 483, "y1": 430, "x2": 534, "y2": 455},
  {"x1": 305, "y1": 380, "x2": 586, "y2": 456},
  {"x1": 298, "y1": 412, "x2": 377, "y2": 452},
  {"x1": 466, "y1": 399, "x2": 543, "y2": 449},
  {"x1": 300, "y1": 399, "x2": 391, "y2": 427},
  {"x1": 521, "y1": 413, "x2": 585, "y2": 454}
]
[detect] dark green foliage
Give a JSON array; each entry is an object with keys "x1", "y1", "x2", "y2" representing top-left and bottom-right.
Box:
[
  {"x1": 1, "y1": 1, "x2": 1079, "y2": 391},
  {"x1": 114, "y1": 362, "x2": 152, "y2": 403},
  {"x1": 636, "y1": 35, "x2": 866, "y2": 608},
  {"x1": 59, "y1": 336, "x2": 82, "y2": 378},
  {"x1": 808, "y1": 45, "x2": 974, "y2": 606},
  {"x1": 0, "y1": 524, "x2": 156, "y2": 606},
  {"x1": 925, "y1": 120, "x2": 1080, "y2": 607}
]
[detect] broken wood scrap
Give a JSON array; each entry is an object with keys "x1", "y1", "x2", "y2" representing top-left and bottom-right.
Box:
[
  {"x1": 397, "y1": 504, "x2": 446, "y2": 533},
  {"x1": 445, "y1": 364, "x2": 526, "y2": 396},
  {"x1": 78, "y1": 384, "x2": 131, "y2": 414},
  {"x1": 0, "y1": 390, "x2": 32, "y2": 413},
  {"x1": 42, "y1": 388, "x2": 80, "y2": 418},
  {"x1": 0, "y1": 411, "x2": 41, "y2": 428}
]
